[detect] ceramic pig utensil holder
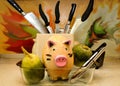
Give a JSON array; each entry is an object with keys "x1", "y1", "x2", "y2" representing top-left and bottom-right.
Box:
[{"x1": 42, "y1": 35, "x2": 74, "y2": 81}]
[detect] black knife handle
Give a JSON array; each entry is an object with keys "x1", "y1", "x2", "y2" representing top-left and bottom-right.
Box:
[
  {"x1": 68, "y1": 3, "x2": 76, "y2": 22},
  {"x1": 55, "y1": 1, "x2": 60, "y2": 23},
  {"x1": 39, "y1": 4, "x2": 49, "y2": 26},
  {"x1": 81, "y1": 0, "x2": 94, "y2": 22},
  {"x1": 94, "y1": 42, "x2": 107, "y2": 52},
  {"x1": 7, "y1": 0, "x2": 24, "y2": 14}
]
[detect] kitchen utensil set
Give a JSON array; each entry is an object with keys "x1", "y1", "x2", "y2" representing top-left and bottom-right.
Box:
[
  {"x1": 7, "y1": 0, "x2": 104, "y2": 83},
  {"x1": 7, "y1": 0, "x2": 94, "y2": 34}
]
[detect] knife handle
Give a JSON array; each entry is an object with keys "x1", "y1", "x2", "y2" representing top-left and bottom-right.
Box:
[
  {"x1": 39, "y1": 4, "x2": 49, "y2": 26},
  {"x1": 55, "y1": 1, "x2": 60, "y2": 23},
  {"x1": 7, "y1": 0, "x2": 24, "y2": 15},
  {"x1": 81, "y1": 0, "x2": 94, "y2": 22},
  {"x1": 94, "y1": 42, "x2": 106, "y2": 52},
  {"x1": 68, "y1": 3, "x2": 76, "y2": 22}
]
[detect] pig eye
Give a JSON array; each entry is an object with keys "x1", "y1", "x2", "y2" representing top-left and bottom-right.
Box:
[
  {"x1": 53, "y1": 48, "x2": 55, "y2": 51},
  {"x1": 65, "y1": 48, "x2": 68, "y2": 51},
  {"x1": 68, "y1": 53, "x2": 73, "y2": 57}
]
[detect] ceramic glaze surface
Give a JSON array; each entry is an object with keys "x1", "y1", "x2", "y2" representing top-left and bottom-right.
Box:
[{"x1": 42, "y1": 35, "x2": 74, "y2": 80}]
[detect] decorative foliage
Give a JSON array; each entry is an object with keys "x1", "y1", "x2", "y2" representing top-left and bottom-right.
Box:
[
  {"x1": 0, "y1": 7, "x2": 38, "y2": 53},
  {"x1": 75, "y1": 4, "x2": 120, "y2": 48}
]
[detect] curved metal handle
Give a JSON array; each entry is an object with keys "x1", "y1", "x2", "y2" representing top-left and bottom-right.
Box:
[
  {"x1": 68, "y1": 3, "x2": 76, "y2": 22},
  {"x1": 81, "y1": 0, "x2": 94, "y2": 21},
  {"x1": 94, "y1": 42, "x2": 107, "y2": 52},
  {"x1": 55, "y1": 1, "x2": 60, "y2": 24},
  {"x1": 39, "y1": 4, "x2": 49, "y2": 26}
]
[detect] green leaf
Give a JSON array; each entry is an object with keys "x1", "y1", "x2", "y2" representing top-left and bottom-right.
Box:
[
  {"x1": 4, "y1": 32, "x2": 30, "y2": 40},
  {"x1": 20, "y1": 25, "x2": 39, "y2": 38},
  {"x1": 94, "y1": 22, "x2": 106, "y2": 35},
  {"x1": 84, "y1": 31, "x2": 93, "y2": 47}
]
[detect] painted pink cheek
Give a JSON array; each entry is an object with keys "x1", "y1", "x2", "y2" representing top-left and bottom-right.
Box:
[{"x1": 55, "y1": 56, "x2": 67, "y2": 67}]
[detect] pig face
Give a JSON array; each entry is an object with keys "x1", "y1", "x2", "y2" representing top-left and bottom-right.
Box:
[
  {"x1": 42, "y1": 36, "x2": 74, "y2": 69},
  {"x1": 46, "y1": 40, "x2": 73, "y2": 67}
]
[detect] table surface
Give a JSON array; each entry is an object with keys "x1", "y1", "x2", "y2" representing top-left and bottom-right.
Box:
[{"x1": 0, "y1": 54, "x2": 120, "y2": 86}]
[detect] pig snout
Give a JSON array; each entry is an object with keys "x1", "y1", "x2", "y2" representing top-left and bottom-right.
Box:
[{"x1": 55, "y1": 55, "x2": 67, "y2": 67}]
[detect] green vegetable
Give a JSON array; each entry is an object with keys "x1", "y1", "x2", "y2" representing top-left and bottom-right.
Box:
[{"x1": 72, "y1": 43, "x2": 92, "y2": 66}]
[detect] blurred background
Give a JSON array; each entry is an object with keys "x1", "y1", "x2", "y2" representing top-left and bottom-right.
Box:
[{"x1": 0, "y1": 0, "x2": 120, "y2": 58}]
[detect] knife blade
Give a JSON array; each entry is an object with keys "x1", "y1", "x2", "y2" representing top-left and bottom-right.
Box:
[
  {"x1": 64, "y1": 3, "x2": 76, "y2": 33},
  {"x1": 55, "y1": 1, "x2": 60, "y2": 33},
  {"x1": 39, "y1": 4, "x2": 53, "y2": 34},
  {"x1": 70, "y1": 0, "x2": 94, "y2": 34},
  {"x1": 7, "y1": 0, "x2": 48, "y2": 34}
]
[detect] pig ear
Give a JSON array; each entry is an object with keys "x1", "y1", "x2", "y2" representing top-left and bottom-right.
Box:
[
  {"x1": 48, "y1": 40, "x2": 55, "y2": 48},
  {"x1": 63, "y1": 40, "x2": 71, "y2": 45}
]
